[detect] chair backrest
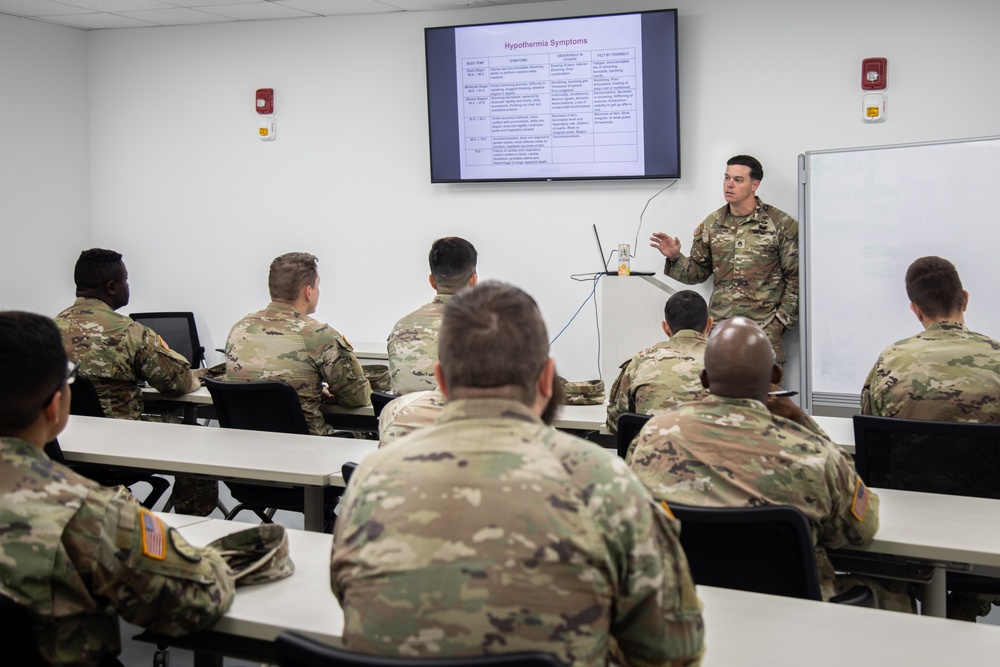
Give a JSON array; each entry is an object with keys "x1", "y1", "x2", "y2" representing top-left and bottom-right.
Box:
[
  {"x1": 0, "y1": 594, "x2": 47, "y2": 666},
  {"x1": 275, "y1": 631, "x2": 562, "y2": 667},
  {"x1": 370, "y1": 391, "x2": 397, "y2": 419},
  {"x1": 204, "y1": 378, "x2": 310, "y2": 435},
  {"x1": 665, "y1": 503, "x2": 823, "y2": 601},
  {"x1": 852, "y1": 414, "x2": 1000, "y2": 499},
  {"x1": 130, "y1": 311, "x2": 205, "y2": 368},
  {"x1": 70, "y1": 373, "x2": 106, "y2": 418},
  {"x1": 342, "y1": 461, "x2": 358, "y2": 486},
  {"x1": 616, "y1": 412, "x2": 651, "y2": 459}
]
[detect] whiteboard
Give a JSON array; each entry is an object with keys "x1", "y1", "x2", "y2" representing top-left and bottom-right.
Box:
[{"x1": 799, "y1": 136, "x2": 1000, "y2": 410}]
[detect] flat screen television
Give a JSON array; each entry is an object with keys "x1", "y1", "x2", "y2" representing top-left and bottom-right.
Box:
[{"x1": 425, "y1": 9, "x2": 680, "y2": 183}]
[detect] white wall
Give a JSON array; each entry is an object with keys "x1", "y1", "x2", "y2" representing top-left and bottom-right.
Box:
[
  {"x1": 22, "y1": 0, "x2": 1000, "y2": 383},
  {"x1": 0, "y1": 14, "x2": 89, "y2": 316}
]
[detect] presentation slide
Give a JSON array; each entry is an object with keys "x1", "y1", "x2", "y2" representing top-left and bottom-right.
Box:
[{"x1": 456, "y1": 14, "x2": 644, "y2": 180}]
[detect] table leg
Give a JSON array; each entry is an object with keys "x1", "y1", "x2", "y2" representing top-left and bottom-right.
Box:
[
  {"x1": 921, "y1": 567, "x2": 947, "y2": 617},
  {"x1": 304, "y1": 487, "x2": 324, "y2": 532}
]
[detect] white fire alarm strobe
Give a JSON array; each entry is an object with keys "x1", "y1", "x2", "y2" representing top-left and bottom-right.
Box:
[
  {"x1": 259, "y1": 116, "x2": 276, "y2": 141},
  {"x1": 863, "y1": 93, "x2": 886, "y2": 123}
]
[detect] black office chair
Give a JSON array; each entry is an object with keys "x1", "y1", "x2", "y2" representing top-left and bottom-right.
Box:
[
  {"x1": 0, "y1": 594, "x2": 47, "y2": 667},
  {"x1": 852, "y1": 414, "x2": 1000, "y2": 596},
  {"x1": 54, "y1": 374, "x2": 171, "y2": 510},
  {"x1": 275, "y1": 631, "x2": 562, "y2": 667},
  {"x1": 130, "y1": 311, "x2": 206, "y2": 368},
  {"x1": 616, "y1": 412, "x2": 651, "y2": 459},
  {"x1": 342, "y1": 461, "x2": 358, "y2": 486},
  {"x1": 370, "y1": 391, "x2": 397, "y2": 419},
  {"x1": 665, "y1": 503, "x2": 872, "y2": 606},
  {"x1": 204, "y1": 378, "x2": 338, "y2": 525}
]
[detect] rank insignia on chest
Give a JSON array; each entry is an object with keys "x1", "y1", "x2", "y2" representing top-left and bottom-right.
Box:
[{"x1": 736, "y1": 240, "x2": 745, "y2": 249}]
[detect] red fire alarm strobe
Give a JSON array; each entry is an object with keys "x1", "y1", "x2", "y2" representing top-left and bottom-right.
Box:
[
  {"x1": 862, "y1": 59, "x2": 887, "y2": 90},
  {"x1": 256, "y1": 88, "x2": 274, "y2": 114}
]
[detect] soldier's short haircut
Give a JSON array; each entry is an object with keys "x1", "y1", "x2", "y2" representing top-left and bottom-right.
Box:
[
  {"x1": 429, "y1": 237, "x2": 478, "y2": 292},
  {"x1": 727, "y1": 155, "x2": 764, "y2": 182},
  {"x1": 74, "y1": 248, "x2": 124, "y2": 291},
  {"x1": 905, "y1": 256, "x2": 965, "y2": 318},
  {"x1": 665, "y1": 290, "x2": 709, "y2": 333},
  {"x1": 269, "y1": 252, "x2": 319, "y2": 301},
  {"x1": 438, "y1": 281, "x2": 548, "y2": 405},
  {"x1": 0, "y1": 312, "x2": 68, "y2": 433}
]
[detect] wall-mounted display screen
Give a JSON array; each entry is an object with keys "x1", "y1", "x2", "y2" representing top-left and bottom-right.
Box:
[{"x1": 425, "y1": 9, "x2": 680, "y2": 183}]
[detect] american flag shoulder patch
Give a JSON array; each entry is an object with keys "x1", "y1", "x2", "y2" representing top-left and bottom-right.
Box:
[
  {"x1": 140, "y1": 508, "x2": 166, "y2": 560},
  {"x1": 851, "y1": 478, "x2": 871, "y2": 522}
]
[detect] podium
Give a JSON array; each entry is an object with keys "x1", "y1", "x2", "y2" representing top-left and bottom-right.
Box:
[{"x1": 601, "y1": 275, "x2": 675, "y2": 384}]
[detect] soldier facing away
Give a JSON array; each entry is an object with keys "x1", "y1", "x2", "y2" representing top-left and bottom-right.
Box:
[
  {"x1": 333, "y1": 280, "x2": 705, "y2": 666},
  {"x1": 387, "y1": 236, "x2": 478, "y2": 394},
  {"x1": 0, "y1": 311, "x2": 235, "y2": 667},
  {"x1": 650, "y1": 155, "x2": 798, "y2": 365},
  {"x1": 606, "y1": 290, "x2": 712, "y2": 434}
]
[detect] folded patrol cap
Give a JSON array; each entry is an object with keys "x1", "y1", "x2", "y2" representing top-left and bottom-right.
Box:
[
  {"x1": 362, "y1": 364, "x2": 392, "y2": 393},
  {"x1": 206, "y1": 523, "x2": 294, "y2": 586},
  {"x1": 558, "y1": 376, "x2": 606, "y2": 405}
]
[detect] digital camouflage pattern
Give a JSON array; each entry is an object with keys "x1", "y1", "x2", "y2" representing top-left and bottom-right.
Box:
[
  {"x1": 54, "y1": 297, "x2": 215, "y2": 515},
  {"x1": 54, "y1": 297, "x2": 200, "y2": 420},
  {"x1": 0, "y1": 436, "x2": 235, "y2": 666},
  {"x1": 387, "y1": 295, "x2": 451, "y2": 394},
  {"x1": 860, "y1": 321, "x2": 1000, "y2": 424},
  {"x1": 332, "y1": 398, "x2": 705, "y2": 667},
  {"x1": 378, "y1": 389, "x2": 445, "y2": 447},
  {"x1": 225, "y1": 301, "x2": 371, "y2": 436},
  {"x1": 664, "y1": 198, "x2": 798, "y2": 364},
  {"x1": 627, "y1": 395, "x2": 878, "y2": 601},
  {"x1": 606, "y1": 330, "x2": 708, "y2": 434}
]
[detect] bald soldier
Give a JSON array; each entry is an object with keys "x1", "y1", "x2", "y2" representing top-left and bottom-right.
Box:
[
  {"x1": 225, "y1": 252, "x2": 371, "y2": 435},
  {"x1": 333, "y1": 281, "x2": 705, "y2": 666},
  {"x1": 861, "y1": 256, "x2": 1000, "y2": 620},
  {"x1": 627, "y1": 317, "x2": 905, "y2": 609},
  {"x1": 607, "y1": 290, "x2": 712, "y2": 434},
  {"x1": 387, "y1": 237, "x2": 478, "y2": 394},
  {"x1": 650, "y1": 155, "x2": 798, "y2": 365},
  {"x1": 0, "y1": 312, "x2": 234, "y2": 667}
]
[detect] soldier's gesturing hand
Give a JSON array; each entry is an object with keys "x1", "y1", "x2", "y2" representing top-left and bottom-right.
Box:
[{"x1": 650, "y1": 232, "x2": 682, "y2": 260}]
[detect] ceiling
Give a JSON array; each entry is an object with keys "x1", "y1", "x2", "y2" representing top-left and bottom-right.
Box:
[{"x1": 0, "y1": 0, "x2": 563, "y2": 30}]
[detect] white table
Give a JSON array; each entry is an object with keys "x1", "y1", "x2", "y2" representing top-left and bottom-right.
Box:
[
  {"x1": 814, "y1": 414, "x2": 855, "y2": 455},
  {"x1": 157, "y1": 519, "x2": 1000, "y2": 666},
  {"x1": 58, "y1": 415, "x2": 377, "y2": 531},
  {"x1": 834, "y1": 488, "x2": 1000, "y2": 617}
]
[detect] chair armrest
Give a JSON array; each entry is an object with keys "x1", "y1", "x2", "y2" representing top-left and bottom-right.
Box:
[{"x1": 829, "y1": 585, "x2": 874, "y2": 607}]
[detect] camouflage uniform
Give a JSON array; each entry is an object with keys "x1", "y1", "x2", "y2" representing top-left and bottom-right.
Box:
[
  {"x1": 860, "y1": 321, "x2": 1000, "y2": 423},
  {"x1": 0, "y1": 436, "x2": 235, "y2": 666},
  {"x1": 861, "y1": 320, "x2": 1000, "y2": 619},
  {"x1": 606, "y1": 330, "x2": 708, "y2": 434},
  {"x1": 54, "y1": 297, "x2": 215, "y2": 516},
  {"x1": 54, "y1": 297, "x2": 200, "y2": 420},
  {"x1": 386, "y1": 295, "x2": 451, "y2": 394},
  {"x1": 378, "y1": 389, "x2": 446, "y2": 447},
  {"x1": 332, "y1": 398, "x2": 705, "y2": 666},
  {"x1": 627, "y1": 395, "x2": 878, "y2": 603},
  {"x1": 225, "y1": 301, "x2": 371, "y2": 436},
  {"x1": 664, "y1": 197, "x2": 798, "y2": 364}
]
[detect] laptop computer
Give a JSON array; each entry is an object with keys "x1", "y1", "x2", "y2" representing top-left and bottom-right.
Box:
[{"x1": 593, "y1": 224, "x2": 654, "y2": 276}]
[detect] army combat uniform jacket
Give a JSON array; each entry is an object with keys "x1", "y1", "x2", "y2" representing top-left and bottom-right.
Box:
[
  {"x1": 606, "y1": 329, "x2": 708, "y2": 434},
  {"x1": 860, "y1": 321, "x2": 1000, "y2": 423},
  {"x1": 333, "y1": 398, "x2": 705, "y2": 667},
  {"x1": 225, "y1": 301, "x2": 371, "y2": 436},
  {"x1": 54, "y1": 298, "x2": 199, "y2": 420},
  {"x1": 387, "y1": 294, "x2": 451, "y2": 395},
  {"x1": 0, "y1": 437, "x2": 234, "y2": 666},
  {"x1": 627, "y1": 395, "x2": 878, "y2": 601},
  {"x1": 664, "y1": 198, "x2": 798, "y2": 363},
  {"x1": 377, "y1": 389, "x2": 446, "y2": 447}
]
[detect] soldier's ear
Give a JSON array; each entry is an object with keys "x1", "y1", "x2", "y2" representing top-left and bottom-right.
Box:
[
  {"x1": 704, "y1": 316, "x2": 714, "y2": 335},
  {"x1": 428, "y1": 274, "x2": 437, "y2": 291},
  {"x1": 662, "y1": 321, "x2": 672, "y2": 337},
  {"x1": 961, "y1": 290, "x2": 969, "y2": 312},
  {"x1": 433, "y1": 362, "x2": 449, "y2": 399},
  {"x1": 700, "y1": 368, "x2": 710, "y2": 389}
]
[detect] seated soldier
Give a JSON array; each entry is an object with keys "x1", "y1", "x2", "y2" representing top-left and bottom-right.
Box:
[
  {"x1": 628, "y1": 317, "x2": 910, "y2": 612},
  {"x1": 607, "y1": 290, "x2": 712, "y2": 434},
  {"x1": 0, "y1": 311, "x2": 235, "y2": 667},
  {"x1": 861, "y1": 255, "x2": 1000, "y2": 620},
  {"x1": 387, "y1": 237, "x2": 478, "y2": 394},
  {"x1": 225, "y1": 252, "x2": 371, "y2": 435},
  {"x1": 333, "y1": 281, "x2": 705, "y2": 666},
  {"x1": 54, "y1": 247, "x2": 215, "y2": 516}
]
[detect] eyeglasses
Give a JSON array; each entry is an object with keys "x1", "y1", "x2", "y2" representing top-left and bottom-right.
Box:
[{"x1": 42, "y1": 360, "x2": 79, "y2": 409}]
